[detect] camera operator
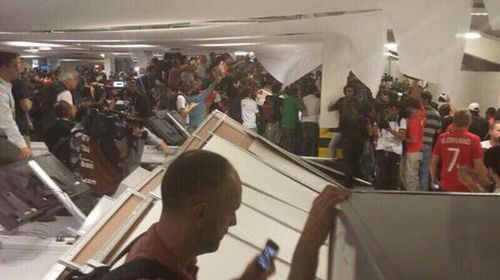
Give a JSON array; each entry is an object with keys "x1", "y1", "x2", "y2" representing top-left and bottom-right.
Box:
[
  {"x1": 119, "y1": 116, "x2": 171, "y2": 176},
  {"x1": 79, "y1": 107, "x2": 170, "y2": 196}
]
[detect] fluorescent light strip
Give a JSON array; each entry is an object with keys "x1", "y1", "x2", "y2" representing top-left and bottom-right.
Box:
[
  {"x1": 94, "y1": 44, "x2": 157, "y2": 48},
  {"x1": 48, "y1": 39, "x2": 133, "y2": 43},
  {"x1": 6, "y1": 41, "x2": 63, "y2": 48}
]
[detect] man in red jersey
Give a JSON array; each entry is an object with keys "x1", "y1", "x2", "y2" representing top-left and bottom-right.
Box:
[
  {"x1": 400, "y1": 97, "x2": 425, "y2": 191},
  {"x1": 430, "y1": 109, "x2": 486, "y2": 192}
]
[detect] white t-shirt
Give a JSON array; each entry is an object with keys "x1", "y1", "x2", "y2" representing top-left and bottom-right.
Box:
[
  {"x1": 214, "y1": 92, "x2": 222, "y2": 103},
  {"x1": 301, "y1": 94, "x2": 320, "y2": 123},
  {"x1": 481, "y1": 140, "x2": 492, "y2": 150},
  {"x1": 376, "y1": 117, "x2": 407, "y2": 155},
  {"x1": 241, "y1": 98, "x2": 258, "y2": 129},
  {"x1": 57, "y1": 90, "x2": 74, "y2": 106},
  {"x1": 176, "y1": 94, "x2": 190, "y2": 124}
]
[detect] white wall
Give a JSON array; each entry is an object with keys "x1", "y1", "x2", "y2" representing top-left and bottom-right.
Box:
[
  {"x1": 453, "y1": 71, "x2": 500, "y2": 110},
  {"x1": 385, "y1": 59, "x2": 499, "y2": 110}
]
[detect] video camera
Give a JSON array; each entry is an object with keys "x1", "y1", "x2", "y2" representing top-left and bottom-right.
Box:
[{"x1": 84, "y1": 107, "x2": 147, "y2": 141}]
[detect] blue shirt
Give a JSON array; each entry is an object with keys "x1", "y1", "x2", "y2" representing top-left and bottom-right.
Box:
[{"x1": 186, "y1": 88, "x2": 212, "y2": 129}]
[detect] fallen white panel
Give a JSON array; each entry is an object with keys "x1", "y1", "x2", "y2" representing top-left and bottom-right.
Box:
[
  {"x1": 380, "y1": 0, "x2": 471, "y2": 94},
  {"x1": 255, "y1": 43, "x2": 322, "y2": 88},
  {"x1": 202, "y1": 134, "x2": 317, "y2": 212},
  {"x1": 248, "y1": 140, "x2": 335, "y2": 192},
  {"x1": 231, "y1": 205, "x2": 329, "y2": 277},
  {"x1": 319, "y1": 38, "x2": 352, "y2": 128},
  {"x1": 202, "y1": 134, "x2": 329, "y2": 279},
  {"x1": 242, "y1": 186, "x2": 308, "y2": 232},
  {"x1": 197, "y1": 234, "x2": 291, "y2": 280}
]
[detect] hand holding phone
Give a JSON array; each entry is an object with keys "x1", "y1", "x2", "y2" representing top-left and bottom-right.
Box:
[
  {"x1": 239, "y1": 240, "x2": 279, "y2": 280},
  {"x1": 256, "y1": 239, "x2": 279, "y2": 271}
]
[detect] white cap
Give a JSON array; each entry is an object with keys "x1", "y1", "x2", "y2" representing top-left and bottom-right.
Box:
[{"x1": 468, "y1": 102, "x2": 480, "y2": 112}]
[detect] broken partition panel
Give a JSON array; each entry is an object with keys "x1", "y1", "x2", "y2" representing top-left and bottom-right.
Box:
[
  {"x1": 178, "y1": 111, "x2": 500, "y2": 280},
  {"x1": 44, "y1": 110, "x2": 500, "y2": 280}
]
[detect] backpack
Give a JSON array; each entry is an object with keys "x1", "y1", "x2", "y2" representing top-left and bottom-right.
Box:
[
  {"x1": 51, "y1": 127, "x2": 84, "y2": 170},
  {"x1": 67, "y1": 234, "x2": 176, "y2": 280}
]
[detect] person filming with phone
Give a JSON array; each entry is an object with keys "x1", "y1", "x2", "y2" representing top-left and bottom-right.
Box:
[{"x1": 98, "y1": 150, "x2": 350, "y2": 280}]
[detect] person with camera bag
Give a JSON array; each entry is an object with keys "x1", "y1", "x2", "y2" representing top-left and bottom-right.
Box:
[
  {"x1": 42, "y1": 100, "x2": 76, "y2": 167},
  {"x1": 373, "y1": 101, "x2": 407, "y2": 189}
]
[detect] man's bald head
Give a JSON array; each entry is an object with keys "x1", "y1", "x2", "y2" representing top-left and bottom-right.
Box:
[{"x1": 161, "y1": 150, "x2": 240, "y2": 210}]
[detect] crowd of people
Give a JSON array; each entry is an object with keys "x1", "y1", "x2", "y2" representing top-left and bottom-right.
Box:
[
  {"x1": 328, "y1": 78, "x2": 500, "y2": 192},
  {"x1": 1, "y1": 50, "x2": 499, "y2": 194}
]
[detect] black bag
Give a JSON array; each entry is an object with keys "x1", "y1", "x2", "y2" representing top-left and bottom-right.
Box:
[
  {"x1": 146, "y1": 116, "x2": 185, "y2": 145},
  {"x1": 67, "y1": 234, "x2": 175, "y2": 280}
]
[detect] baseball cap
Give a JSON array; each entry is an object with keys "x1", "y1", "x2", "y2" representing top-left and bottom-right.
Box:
[{"x1": 468, "y1": 102, "x2": 480, "y2": 112}]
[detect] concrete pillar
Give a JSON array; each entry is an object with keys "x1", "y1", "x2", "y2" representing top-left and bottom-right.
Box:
[{"x1": 103, "y1": 54, "x2": 116, "y2": 76}]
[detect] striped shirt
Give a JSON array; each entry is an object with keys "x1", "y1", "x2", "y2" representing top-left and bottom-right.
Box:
[{"x1": 423, "y1": 105, "x2": 442, "y2": 146}]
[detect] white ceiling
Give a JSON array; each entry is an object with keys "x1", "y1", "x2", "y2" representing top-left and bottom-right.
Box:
[
  {"x1": 0, "y1": 0, "x2": 377, "y2": 32},
  {"x1": 0, "y1": 0, "x2": 498, "y2": 58},
  {"x1": 0, "y1": 0, "x2": 380, "y2": 56}
]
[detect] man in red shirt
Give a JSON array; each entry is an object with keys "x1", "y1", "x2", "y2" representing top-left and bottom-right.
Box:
[
  {"x1": 122, "y1": 150, "x2": 350, "y2": 280},
  {"x1": 400, "y1": 97, "x2": 425, "y2": 191},
  {"x1": 430, "y1": 109, "x2": 485, "y2": 192}
]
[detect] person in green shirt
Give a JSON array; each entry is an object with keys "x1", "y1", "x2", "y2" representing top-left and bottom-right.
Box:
[{"x1": 280, "y1": 86, "x2": 305, "y2": 153}]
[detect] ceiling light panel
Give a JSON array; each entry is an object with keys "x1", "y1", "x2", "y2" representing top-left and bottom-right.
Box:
[
  {"x1": 6, "y1": 41, "x2": 63, "y2": 47},
  {"x1": 94, "y1": 44, "x2": 157, "y2": 48}
]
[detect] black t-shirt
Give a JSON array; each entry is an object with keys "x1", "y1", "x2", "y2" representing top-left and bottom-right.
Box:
[
  {"x1": 43, "y1": 118, "x2": 74, "y2": 149},
  {"x1": 341, "y1": 114, "x2": 366, "y2": 145},
  {"x1": 228, "y1": 95, "x2": 244, "y2": 123},
  {"x1": 42, "y1": 118, "x2": 75, "y2": 164},
  {"x1": 469, "y1": 115, "x2": 489, "y2": 140},
  {"x1": 442, "y1": 115, "x2": 453, "y2": 131},
  {"x1": 11, "y1": 78, "x2": 31, "y2": 135},
  {"x1": 133, "y1": 93, "x2": 153, "y2": 118},
  {"x1": 119, "y1": 90, "x2": 153, "y2": 118}
]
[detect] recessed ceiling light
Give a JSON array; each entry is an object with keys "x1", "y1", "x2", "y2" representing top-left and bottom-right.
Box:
[
  {"x1": 463, "y1": 32, "x2": 481, "y2": 39},
  {"x1": 20, "y1": 55, "x2": 41, "y2": 58},
  {"x1": 100, "y1": 53, "x2": 106, "y2": 58},
  {"x1": 39, "y1": 47, "x2": 52, "y2": 51},
  {"x1": 7, "y1": 41, "x2": 63, "y2": 48},
  {"x1": 24, "y1": 49, "x2": 39, "y2": 53}
]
